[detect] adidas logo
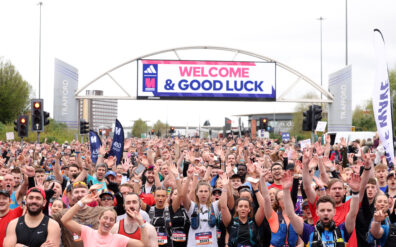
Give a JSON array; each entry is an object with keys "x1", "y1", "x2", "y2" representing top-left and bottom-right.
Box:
[{"x1": 144, "y1": 65, "x2": 156, "y2": 74}]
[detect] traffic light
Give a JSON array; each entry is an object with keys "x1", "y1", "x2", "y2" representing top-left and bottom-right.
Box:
[
  {"x1": 259, "y1": 118, "x2": 268, "y2": 130},
  {"x1": 15, "y1": 115, "x2": 29, "y2": 137},
  {"x1": 169, "y1": 127, "x2": 175, "y2": 134},
  {"x1": 43, "y1": 111, "x2": 50, "y2": 126},
  {"x1": 151, "y1": 129, "x2": 155, "y2": 135},
  {"x1": 80, "y1": 120, "x2": 89, "y2": 134},
  {"x1": 99, "y1": 129, "x2": 103, "y2": 135},
  {"x1": 31, "y1": 99, "x2": 44, "y2": 132},
  {"x1": 302, "y1": 108, "x2": 312, "y2": 131},
  {"x1": 312, "y1": 105, "x2": 323, "y2": 130}
]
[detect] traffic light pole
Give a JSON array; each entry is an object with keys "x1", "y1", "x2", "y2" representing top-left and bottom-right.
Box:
[
  {"x1": 311, "y1": 104, "x2": 315, "y2": 143},
  {"x1": 37, "y1": 132, "x2": 40, "y2": 144}
]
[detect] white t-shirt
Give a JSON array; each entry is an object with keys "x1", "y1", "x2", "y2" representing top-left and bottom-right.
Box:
[{"x1": 186, "y1": 200, "x2": 219, "y2": 247}]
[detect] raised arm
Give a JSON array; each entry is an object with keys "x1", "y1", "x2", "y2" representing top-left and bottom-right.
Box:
[
  {"x1": 181, "y1": 169, "x2": 193, "y2": 211},
  {"x1": 260, "y1": 170, "x2": 275, "y2": 220},
  {"x1": 169, "y1": 163, "x2": 182, "y2": 212},
  {"x1": 54, "y1": 151, "x2": 63, "y2": 182},
  {"x1": 344, "y1": 173, "x2": 361, "y2": 234},
  {"x1": 219, "y1": 174, "x2": 232, "y2": 227},
  {"x1": 302, "y1": 148, "x2": 316, "y2": 204},
  {"x1": 252, "y1": 178, "x2": 265, "y2": 226},
  {"x1": 282, "y1": 170, "x2": 304, "y2": 235},
  {"x1": 359, "y1": 153, "x2": 374, "y2": 202}
]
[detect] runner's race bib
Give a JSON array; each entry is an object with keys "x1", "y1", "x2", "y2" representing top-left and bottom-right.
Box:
[
  {"x1": 73, "y1": 233, "x2": 82, "y2": 242},
  {"x1": 158, "y1": 232, "x2": 168, "y2": 245},
  {"x1": 171, "y1": 231, "x2": 187, "y2": 242},
  {"x1": 196, "y1": 232, "x2": 212, "y2": 245},
  {"x1": 217, "y1": 229, "x2": 221, "y2": 239}
]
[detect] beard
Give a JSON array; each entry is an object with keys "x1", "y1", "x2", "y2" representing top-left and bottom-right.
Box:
[
  {"x1": 71, "y1": 173, "x2": 79, "y2": 179},
  {"x1": 147, "y1": 177, "x2": 154, "y2": 184},
  {"x1": 27, "y1": 203, "x2": 43, "y2": 216}
]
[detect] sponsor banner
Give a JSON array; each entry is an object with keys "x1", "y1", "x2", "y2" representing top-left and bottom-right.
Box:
[
  {"x1": 53, "y1": 58, "x2": 78, "y2": 128},
  {"x1": 89, "y1": 130, "x2": 102, "y2": 164},
  {"x1": 109, "y1": 119, "x2": 124, "y2": 164},
  {"x1": 137, "y1": 60, "x2": 276, "y2": 101},
  {"x1": 282, "y1": 132, "x2": 290, "y2": 141},
  {"x1": 328, "y1": 66, "x2": 352, "y2": 131},
  {"x1": 373, "y1": 29, "x2": 394, "y2": 167}
]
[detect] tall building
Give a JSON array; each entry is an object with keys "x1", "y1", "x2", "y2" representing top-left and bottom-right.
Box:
[{"x1": 79, "y1": 90, "x2": 118, "y2": 130}]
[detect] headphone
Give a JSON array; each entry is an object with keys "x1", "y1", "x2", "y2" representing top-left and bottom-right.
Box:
[{"x1": 316, "y1": 220, "x2": 336, "y2": 233}]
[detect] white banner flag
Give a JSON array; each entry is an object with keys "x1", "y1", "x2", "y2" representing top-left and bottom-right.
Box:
[{"x1": 372, "y1": 29, "x2": 394, "y2": 166}]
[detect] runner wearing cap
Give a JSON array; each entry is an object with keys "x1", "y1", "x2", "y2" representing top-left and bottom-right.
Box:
[
  {"x1": 4, "y1": 187, "x2": 61, "y2": 247},
  {"x1": 99, "y1": 191, "x2": 115, "y2": 207},
  {"x1": 211, "y1": 188, "x2": 222, "y2": 202}
]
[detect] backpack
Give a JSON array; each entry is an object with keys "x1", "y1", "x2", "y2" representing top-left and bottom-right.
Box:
[
  {"x1": 227, "y1": 217, "x2": 257, "y2": 247},
  {"x1": 311, "y1": 223, "x2": 346, "y2": 247}
]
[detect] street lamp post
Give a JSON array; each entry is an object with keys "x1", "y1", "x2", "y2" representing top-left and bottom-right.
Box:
[
  {"x1": 317, "y1": 16, "x2": 325, "y2": 100},
  {"x1": 38, "y1": 2, "x2": 43, "y2": 99}
]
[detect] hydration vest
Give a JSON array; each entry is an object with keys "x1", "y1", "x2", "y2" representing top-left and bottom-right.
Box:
[
  {"x1": 311, "y1": 225, "x2": 346, "y2": 247},
  {"x1": 270, "y1": 212, "x2": 298, "y2": 247},
  {"x1": 149, "y1": 206, "x2": 190, "y2": 246},
  {"x1": 227, "y1": 217, "x2": 257, "y2": 247},
  {"x1": 190, "y1": 203, "x2": 217, "y2": 230}
]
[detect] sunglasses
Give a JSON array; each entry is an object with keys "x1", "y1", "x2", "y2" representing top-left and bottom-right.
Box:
[
  {"x1": 101, "y1": 197, "x2": 113, "y2": 201},
  {"x1": 212, "y1": 191, "x2": 222, "y2": 196}
]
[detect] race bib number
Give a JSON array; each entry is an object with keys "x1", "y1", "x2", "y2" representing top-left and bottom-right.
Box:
[
  {"x1": 217, "y1": 229, "x2": 221, "y2": 239},
  {"x1": 73, "y1": 233, "x2": 82, "y2": 242},
  {"x1": 195, "y1": 232, "x2": 212, "y2": 245},
  {"x1": 157, "y1": 232, "x2": 168, "y2": 245},
  {"x1": 171, "y1": 231, "x2": 187, "y2": 242}
]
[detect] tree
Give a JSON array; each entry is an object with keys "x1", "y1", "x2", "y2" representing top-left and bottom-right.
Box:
[
  {"x1": 0, "y1": 59, "x2": 31, "y2": 123},
  {"x1": 132, "y1": 119, "x2": 148, "y2": 137},
  {"x1": 153, "y1": 120, "x2": 167, "y2": 137},
  {"x1": 352, "y1": 101, "x2": 376, "y2": 131}
]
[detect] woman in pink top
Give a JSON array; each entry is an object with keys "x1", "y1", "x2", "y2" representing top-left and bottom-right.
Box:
[{"x1": 61, "y1": 193, "x2": 148, "y2": 247}]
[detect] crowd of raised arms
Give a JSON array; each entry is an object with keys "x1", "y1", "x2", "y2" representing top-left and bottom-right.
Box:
[{"x1": 1, "y1": 134, "x2": 396, "y2": 247}]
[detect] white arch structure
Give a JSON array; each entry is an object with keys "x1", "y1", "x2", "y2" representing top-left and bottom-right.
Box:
[{"x1": 75, "y1": 46, "x2": 334, "y2": 103}]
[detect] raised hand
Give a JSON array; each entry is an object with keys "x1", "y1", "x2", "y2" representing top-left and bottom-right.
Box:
[
  {"x1": 169, "y1": 163, "x2": 179, "y2": 177},
  {"x1": 126, "y1": 208, "x2": 144, "y2": 225},
  {"x1": 90, "y1": 183, "x2": 103, "y2": 191},
  {"x1": 80, "y1": 193, "x2": 99, "y2": 205},
  {"x1": 315, "y1": 142, "x2": 324, "y2": 156},
  {"x1": 340, "y1": 137, "x2": 347, "y2": 147},
  {"x1": 347, "y1": 173, "x2": 361, "y2": 192},
  {"x1": 373, "y1": 209, "x2": 387, "y2": 223},
  {"x1": 280, "y1": 170, "x2": 293, "y2": 190}
]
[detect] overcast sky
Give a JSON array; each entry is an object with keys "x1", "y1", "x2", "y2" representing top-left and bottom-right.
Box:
[{"x1": 1, "y1": 0, "x2": 395, "y2": 128}]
